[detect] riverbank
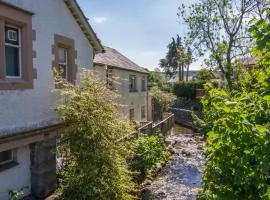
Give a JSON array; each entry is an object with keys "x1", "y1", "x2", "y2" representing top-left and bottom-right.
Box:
[{"x1": 141, "y1": 125, "x2": 205, "y2": 200}]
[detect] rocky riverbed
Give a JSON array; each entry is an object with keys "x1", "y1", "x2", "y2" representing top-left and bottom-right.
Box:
[{"x1": 141, "y1": 125, "x2": 205, "y2": 200}]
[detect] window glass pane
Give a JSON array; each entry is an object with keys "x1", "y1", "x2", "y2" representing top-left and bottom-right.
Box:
[
  {"x1": 5, "y1": 46, "x2": 20, "y2": 77},
  {"x1": 130, "y1": 109, "x2": 135, "y2": 120},
  {"x1": 5, "y1": 26, "x2": 19, "y2": 45},
  {"x1": 58, "y1": 48, "x2": 67, "y2": 63},
  {"x1": 0, "y1": 150, "x2": 12, "y2": 163}
]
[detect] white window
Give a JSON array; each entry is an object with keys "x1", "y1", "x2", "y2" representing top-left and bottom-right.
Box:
[
  {"x1": 0, "y1": 150, "x2": 14, "y2": 166},
  {"x1": 57, "y1": 47, "x2": 68, "y2": 79},
  {"x1": 5, "y1": 25, "x2": 21, "y2": 78}
]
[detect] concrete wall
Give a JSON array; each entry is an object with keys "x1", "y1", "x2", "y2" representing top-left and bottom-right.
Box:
[
  {"x1": 0, "y1": 146, "x2": 31, "y2": 200},
  {"x1": 0, "y1": 0, "x2": 94, "y2": 136},
  {"x1": 94, "y1": 65, "x2": 148, "y2": 122}
]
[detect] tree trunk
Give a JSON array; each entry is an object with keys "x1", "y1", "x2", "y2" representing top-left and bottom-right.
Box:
[
  {"x1": 182, "y1": 64, "x2": 185, "y2": 81},
  {"x1": 178, "y1": 63, "x2": 182, "y2": 81},
  {"x1": 186, "y1": 64, "x2": 189, "y2": 82}
]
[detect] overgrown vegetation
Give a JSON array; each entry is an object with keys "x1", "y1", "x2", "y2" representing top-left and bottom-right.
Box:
[
  {"x1": 148, "y1": 68, "x2": 172, "y2": 91},
  {"x1": 150, "y1": 86, "x2": 176, "y2": 112},
  {"x1": 173, "y1": 81, "x2": 203, "y2": 99},
  {"x1": 55, "y1": 71, "x2": 135, "y2": 200},
  {"x1": 131, "y1": 133, "x2": 171, "y2": 182},
  {"x1": 197, "y1": 9, "x2": 270, "y2": 199}
]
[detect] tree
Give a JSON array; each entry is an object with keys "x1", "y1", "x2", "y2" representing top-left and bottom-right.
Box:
[
  {"x1": 197, "y1": 9, "x2": 270, "y2": 199},
  {"x1": 148, "y1": 68, "x2": 171, "y2": 91},
  {"x1": 178, "y1": 0, "x2": 268, "y2": 89},
  {"x1": 195, "y1": 68, "x2": 213, "y2": 82},
  {"x1": 55, "y1": 71, "x2": 135, "y2": 200},
  {"x1": 160, "y1": 35, "x2": 193, "y2": 82}
]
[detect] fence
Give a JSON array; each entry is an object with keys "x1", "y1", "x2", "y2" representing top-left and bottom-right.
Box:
[{"x1": 119, "y1": 113, "x2": 175, "y2": 142}]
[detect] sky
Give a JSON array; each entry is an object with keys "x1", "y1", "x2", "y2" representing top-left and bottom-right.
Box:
[{"x1": 77, "y1": 0, "x2": 203, "y2": 71}]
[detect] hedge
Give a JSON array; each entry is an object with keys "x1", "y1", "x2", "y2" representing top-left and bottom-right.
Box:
[{"x1": 173, "y1": 81, "x2": 204, "y2": 99}]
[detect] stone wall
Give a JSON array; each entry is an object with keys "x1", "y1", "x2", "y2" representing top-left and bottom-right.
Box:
[{"x1": 171, "y1": 108, "x2": 203, "y2": 130}]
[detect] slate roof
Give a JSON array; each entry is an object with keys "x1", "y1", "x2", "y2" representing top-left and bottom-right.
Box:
[{"x1": 94, "y1": 47, "x2": 149, "y2": 74}]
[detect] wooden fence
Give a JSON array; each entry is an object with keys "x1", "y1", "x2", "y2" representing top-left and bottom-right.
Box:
[{"x1": 119, "y1": 113, "x2": 175, "y2": 142}]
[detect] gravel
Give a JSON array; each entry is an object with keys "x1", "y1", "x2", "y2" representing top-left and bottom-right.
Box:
[{"x1": 141, "y1": 125, "x2": 205, "y2": 200}]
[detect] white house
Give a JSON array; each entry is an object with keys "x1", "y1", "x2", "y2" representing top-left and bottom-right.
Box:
[
  {"x1": 0, "y1": 0, "x2": 103, "y2": 199},
  {"x1": 94, "y1": 47, "x2": 149, "y2": 123}
]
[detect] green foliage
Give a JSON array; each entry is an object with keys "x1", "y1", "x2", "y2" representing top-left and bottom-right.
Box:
[
  {"x1": 178, "y1": 0, "x2": 267, "y2": 89},
  {"x1": 198, "y1": 11, "x2": 270, "y2": 199},
  {"x1": 150, "y1": 86, "x2": 176, "y2": 112},
  {"x1": 195, "y1": 68, "x2": 213, "y2": 82},
  {"x1": 8, "y1": 190, "x2": 23, "y2": 200},
  {"x1": 131, "y1": 133, "x2": 171, "y2": 180},
  {"x1": 148, "y1": 68, "x2": 172, "y2": 92},
  {"x1": 173, "y1": 81, "x2": 203, "y2": 99},
  {"x1": 55, "y1": 70, "x2": 135, "y2": 200},
  {"x1": 160, "y1": 35, "x2": 192, "y2": 81}
]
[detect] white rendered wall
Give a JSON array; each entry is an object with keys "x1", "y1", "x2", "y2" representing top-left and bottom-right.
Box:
[
  {"x1": 0, "y1": 146, "x2": 31, "y2": 200},
  {"x1": 0, "y1": 0, "x2": 94, "y2": 136},
  {"x1": 94, "y1": 65, "x2": 148, "y2": 122}
]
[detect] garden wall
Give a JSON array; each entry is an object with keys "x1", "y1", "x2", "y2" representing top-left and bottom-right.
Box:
[{"x1": 171, "y1": 108, "x2": 203, "y2": 130}]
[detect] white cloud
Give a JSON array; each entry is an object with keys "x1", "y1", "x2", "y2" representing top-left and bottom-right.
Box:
[{"x1": 92, "y1": 17, "x2": 108, "y2": 24}]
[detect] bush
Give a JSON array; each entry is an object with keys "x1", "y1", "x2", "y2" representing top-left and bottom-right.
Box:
[
  {"x1": 173, "y1": 81, "x2": 203, "y2": 99},
  {"x1": 55, "y1": 71, "x2": 135, "y2": 200},
  {"x1": 131, "y1": 133, "x2": 171, "y2": 181},
  {"x1": 150, "y1": 86, "x2": 176, "y2": 112}
]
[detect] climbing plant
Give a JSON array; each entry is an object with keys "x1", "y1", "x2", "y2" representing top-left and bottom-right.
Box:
[{"x1": 55, "y1": 70, "x2": 135, "y2": 200}]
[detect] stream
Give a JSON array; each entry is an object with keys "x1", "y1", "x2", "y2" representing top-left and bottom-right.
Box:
[{"x1": 142, "y1": 124, "x2": 205, "y2": 200}]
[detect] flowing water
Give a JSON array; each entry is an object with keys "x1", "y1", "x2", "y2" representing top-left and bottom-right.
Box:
[{"x1": 141, "y1": 124, "x2": 205, "y2": 200}]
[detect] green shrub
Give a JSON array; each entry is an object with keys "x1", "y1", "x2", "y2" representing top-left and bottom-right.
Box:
[
  {"x1": 150, "y1": 86, "x2": 176, "y2": 112},
  {"x1": 173, "y1": 81, "x2": 203, "y2": 99},
  {"x1": 55, "y1": 71, "x2": 135, "y2": 200},
  {"x1": 131, "y1": 133, "x2": 171, "y2": 180}
]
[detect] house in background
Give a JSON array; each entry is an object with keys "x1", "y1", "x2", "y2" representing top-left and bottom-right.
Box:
[
  {"x1": 168, "y1": 70, "x2": 199, "y2": 83},
  {"x1": 0, "y1": 0, "x2": 103, "y2": 199},
  {"x1": 94, "y1": 46, "x2": 149, "y2": 123}
]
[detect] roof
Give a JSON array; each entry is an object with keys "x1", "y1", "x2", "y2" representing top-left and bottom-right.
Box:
[
  {"x1": 168, "y1": 70, "x2": 199, "y2": 83},
  {"x1": 64, "y1": 0, "x2": 103, "y2": 53},
  {"x1": 94, "y1": 46, "x2": 149, "y2": 74},
  {"x1": 241, "y1": 56, "x2": 260, "y2": 66}
]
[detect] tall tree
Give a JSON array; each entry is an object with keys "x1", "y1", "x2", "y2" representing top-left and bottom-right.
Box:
[
  {"x1": 178, "y1": 0, "x2": 268, "y2": 89},
  {"x1": 160, "y1": 35, "x2": 191, "y2": 81},
  {"x1": 186, "y1": 47, "x2": 192, "y2": 82}
]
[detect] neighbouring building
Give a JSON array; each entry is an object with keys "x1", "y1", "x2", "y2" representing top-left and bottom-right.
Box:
[
  {"x1": 94, "y1": 47, "x2": 149, "y2": 123},
  {"x1": 168, "y1": 70, "x2": 199, "y2": 83},
  {"x1": 0, "y1": 0, "x2": 103, "y2": 199}
]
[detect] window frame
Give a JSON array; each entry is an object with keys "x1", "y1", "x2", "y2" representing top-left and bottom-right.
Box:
[
  {"x1": 106, "y1": 67, "x2": 113, "y2": 89},
  {"x1": 141, "y1": 106, "x2": 146, "y2": 119},
  {"x1": 52, "y1": 34, "x2": 77, "y2": 85},
  {"x1": 0, "y1": 150, "x2": 14, "y2": 166},
  {"x1": 57, "y1": 47, "x2": 69, "y2": 80},
  {"x1": 141, "y1": 76, "x2": 146, "y2": 92},
  {"x1": 129, "y1": 75, "x2": 137, "y2": 92},
  {"x1": 5, "y1": 24, "x2": 22, "y2": 79},
  {"x1": 129, "y1": 108, "x2": 135, "y2": 121},
  {"x1": 0, "y1": 2, "x2": 36, "y2": 90}
]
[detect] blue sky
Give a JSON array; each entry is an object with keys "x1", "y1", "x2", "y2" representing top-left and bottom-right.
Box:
[{"x1": 77, "y1": 0, "x2": 202, "y2": 71}]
